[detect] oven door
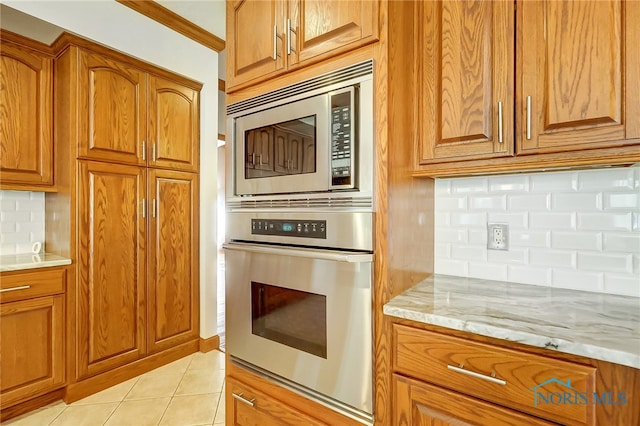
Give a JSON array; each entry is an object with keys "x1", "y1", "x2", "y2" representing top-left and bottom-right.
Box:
[
  {"x1": 234, "y1": 94, "x2": 330, "y2": 196},
  {"x1": 224, "y1": 242, "x2": 373, "y2": 416}
]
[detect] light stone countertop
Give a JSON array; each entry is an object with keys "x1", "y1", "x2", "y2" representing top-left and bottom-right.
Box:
[
  {"x1": 383, "y1": 274, "x2": 640, "y2": 369},
  {"x1": 0, "y1": 253, "x2": 72, "y2": 272}
]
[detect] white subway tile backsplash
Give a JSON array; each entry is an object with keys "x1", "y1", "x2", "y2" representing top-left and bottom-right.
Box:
[
  {"x1": 530, "y1": 212, "x2": 576, "y2": 230},
  {"x1": 508, "y1": 194, "x2": 551, "y2": 211},
  {"x1": 0, "y1": 190, "x2": 45, "y2": 255},
  {"x1": 577, "y1": 253, "x2": 633, "y2": 273},
  {"x1": 530, "y1": 249, "x2": 576, "y2": 268},
  {"x1": 603, "y1": 234, "x2": 640, "y2": 253},
  {"x1": 510, "y1": 230, "x2": 550, "y2": 248},
  {"x1": 469, "y1": 195, "x2": 506, "y2": 211},
  {"x1": 435, "y1": 244, "x2": 451, "y2": 259},
  {"x1": 488, "y1": 175, "x2": 529, "y2": 192},
  {"x1": 552, "y1": 193, "x2": 602, "y2": 212},
  {"x1": 578, "y1": 168, "x2": 635, "y2": 191},
  {"x1": 435, "y1": 167, "x2": 639, "y2": 297},
  {"x1": 552, "y1": 231, "x2": 602, "y2": 251},
  {"x1": 578, "y1": 213, "x2": 632, "y2": 231},
  {"x1": 530, "y1": 171, "x2": 578, "y2": 192}
]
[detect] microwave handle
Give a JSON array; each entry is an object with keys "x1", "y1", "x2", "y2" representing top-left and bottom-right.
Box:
[{"x1": 223, "y1": 242, "x2": 373, "y2": 263}]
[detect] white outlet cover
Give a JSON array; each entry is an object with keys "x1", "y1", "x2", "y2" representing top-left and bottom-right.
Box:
[{"x1": 487, "y1": 223, "x2": 509, "y2": 250}]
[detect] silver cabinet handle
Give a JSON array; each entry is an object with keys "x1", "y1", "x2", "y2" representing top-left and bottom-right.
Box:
[
  {"x1": 498, "y1": 101, "x2": 503, "y2": 143},
  {"x1": 0, "y1": 285, "x2": 31, "y2": 293},
  {"x1": 152, "y1": 143, "x2": 157, "y2": 162},
  {"x1": 258, "y1": 154, "x2": 263, "y2": 166},
  {"x1": 287, "y1": 18, "x2": 296, "y2": 55},
  {"x1": 447, "y1": 364, "x2": 506, "y2": 386},
  {"x1": 142, "y1": 198, "x2": 146, "y2": 219},
  {"x1": 232, "y1": 392, "x2": 255, "y2": 407},
  {"x1": 141, "y1": 141, "x2": 146, "y2": 161},
  {"x1": 152, "y1": 198, "x2": 157, "y2": 218},
  {"x1": 251, "y1": 152, "x2": 256, "y2": 166},
  {"x1": 273, "y1": 25, "x2": 278, "y2": 60},
  {"x1": 526, "y1": 95, "x2": 532, "y2": 140}
]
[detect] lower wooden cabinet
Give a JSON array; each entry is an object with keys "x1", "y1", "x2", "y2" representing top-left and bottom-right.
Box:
[
  {"x1": 0, "y1": 268, "x2": 66, "y2": 410},
  {"x1": 393, "y1": 375, "x2": 557, "y2": 426}
]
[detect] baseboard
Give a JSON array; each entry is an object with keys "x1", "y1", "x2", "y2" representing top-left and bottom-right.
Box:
[
  {"x1": 199, "y1": 335, "x2": 220, "y2": 353},
  {"x1": 64, "y1": 339, "x2": 199, "y2": 403},
  {"x1": 0, "y1": 388, "x2": 65, "y2": 422}
]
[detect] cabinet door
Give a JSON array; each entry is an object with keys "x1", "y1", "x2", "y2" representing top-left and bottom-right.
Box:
[
  {"x1": 0, "y1": 40, "x2": 54, "y2": 189},
  {"x1": 147, "y1": 170, "x2": 199, "y2": 354},
  {"x1": 518, "y1": 0, "x2": 640, "y2": 153},
  {"x1": 0, "y1": 295, "x2": 64, "y2": 408},
  {"x1": 226, "y1": 376, "x2": 326, "y2": 426},
  {"x1": 77, "y1": 161, "x2": 146, "y2": 378},
  {"x1": 288, "y1": 0, "x2": 379, "y2": 67},
  {"x1": 148, "y1": 76, "x2": 199, "y2": 172},
  {"x1": 418, "y1": 0, "x2": 514, "y2": 164},
  {"x1": 77, "y1": 50, "x2": 147, "y2": 165},
  {"x1": 247, "y1": 127, "x2": 275, "y2": 174},
  {"x1": 227, "y1": 0, "x2": 286, "y2": 89},
  {"x1": 393, "y1": 375, "x2": 556, "y2": 426}
]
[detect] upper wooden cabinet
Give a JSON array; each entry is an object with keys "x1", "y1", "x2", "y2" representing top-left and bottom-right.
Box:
[
  {"x1": 416, "y1": 0, "x2": 640, "y2": 174},
  {"x1": 75, "y1": 47, "x2": 200, "y2": 172},
  {"x1": 0, "y1": 33, "x2": 54, "y2": 190},
  {"x1": 226, "y1": 0, "x2": 379, "y2": 91}
]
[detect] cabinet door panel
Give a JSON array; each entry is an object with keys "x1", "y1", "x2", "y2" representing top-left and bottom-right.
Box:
[
  {"x1": 148, "y1": 170, "x2": 198, "y2": 353},
  {"x1": 78, "y1": 50, "x2": 146, "y2": 165},
  {"x1": 77, "y1": 161, "x2": 146, "y2": 378},
  {"x1": 227, "y1": 0, "x2": 285, "y2": 89},
  {"x1": 0, "y1": 41, "x2": 53, "y2": 188},
  {"x1": 289, "y1": 0, "x2": 379, "y2": 67},
  {"x1": 148, "y1": 76, "x2": 199, "y2": 171},
  {"x1": 518, "y1": 0, "x2": 636, "y2": 153},
  {"x1": 419, "y1": 0, "x2": 514, "y2": 164},
  {"x1": 0, "y1": 295, "x2": 64, "y2": 408}
]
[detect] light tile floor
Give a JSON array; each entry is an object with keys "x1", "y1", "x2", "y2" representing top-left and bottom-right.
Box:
[{"x1": 4, "y1": 350, "x2": 226, "y2": 426}]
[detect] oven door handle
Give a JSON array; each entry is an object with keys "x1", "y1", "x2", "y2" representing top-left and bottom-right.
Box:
[{"x1": 223, "y1": 242, "x2": 373, "y2": 263}]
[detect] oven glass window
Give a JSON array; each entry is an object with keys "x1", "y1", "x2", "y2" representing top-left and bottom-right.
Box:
[
  {"x1": 251, "y1": 282, "x2": 327, "y2": 358},
  {"x1": 244, "y1": 116, "x2": 317, "y2": 179}
]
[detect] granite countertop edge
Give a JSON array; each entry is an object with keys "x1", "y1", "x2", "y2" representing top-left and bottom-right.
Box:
[
  {"x1": 383, "y1": 274, "x2": 640, "y2": 370},
  {"x1": 0, "y1": 253, "x2": 72, "y2": 272}
]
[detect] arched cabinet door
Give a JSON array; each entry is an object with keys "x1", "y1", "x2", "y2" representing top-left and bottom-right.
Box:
[
  {"x1": 77, "y1": 50, "x2": 147, "y2": 166},
  {"x1": 148, "y1": 76, "x2": 200, "y2": 172},
  {"x1": 0, "y1": 36, "x2": 54, "y2": 189}
]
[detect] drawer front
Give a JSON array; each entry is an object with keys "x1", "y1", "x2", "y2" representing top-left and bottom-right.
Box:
[
  {"x1": 0, "y1": 268, "x2": 66, "y2": 303},
  {"x1": 393, "y1": 324, "x2": 596, "y2": 426}
]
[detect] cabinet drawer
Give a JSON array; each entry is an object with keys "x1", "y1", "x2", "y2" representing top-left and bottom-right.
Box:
[
  {"x1": 393, "y1": 324, "x2": 596, "y2": 426},
  {"x1": 0, "y1": 268, "x2": 66, "y2": 303}
]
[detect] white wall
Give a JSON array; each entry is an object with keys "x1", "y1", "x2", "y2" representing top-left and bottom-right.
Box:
[
  {"x1": 0, "y1": 191, "x2": 45, "y2": 255},
  {"x1": 435, "y1": 166, "x2": 640, "y2": 297},
  {"x1": 4, "y1": 0, "x2": 223, "y2": 339}
]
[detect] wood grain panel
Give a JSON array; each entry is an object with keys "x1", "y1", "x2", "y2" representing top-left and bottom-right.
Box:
[
  {"x1": 227, "y1": 0, "x2": 285, "y2": 89},
  {"x1": 78, "y1": 50, "x2": 146, "y2": 165},
  {"x1": 147, "y1": 169, "x2": 199, "y2": 354},
  {"x1": 77, "y1": 161, "x2": 146, "y2": 378},
  {"x1": 148, "y1": 75, "x2": 199, "y2": 172},
  {"x1": 0, "y1": 37, "x2": 54, "y2": 188},
  {"x1": 518, "y1": 0, "x2": 628, "y2": 153},
  {"x1": 0, "y1": 295, "x2": 65, "y2": 409}
]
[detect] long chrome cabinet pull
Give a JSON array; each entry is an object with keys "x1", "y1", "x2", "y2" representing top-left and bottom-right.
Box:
[
  {"x1": 142, "y1": 199, "x2": 146, "y2": 218},
  {"x1": 447, "y1": 364, "x2": 507, "y2": 386},
  {"x1": 232, "y1": 392, "x2": 255, "y2": 407},
  {"x1": 287, "y1": 18, "x2": 296, "y2": 55},
  {"x1": 141, "y1": 141, "x2": 146, "y2": 161},
  {"x1": 498, "y1": 101, "x2": 503, "y2": 143},
  {"x1": 152, "y1": 143, "x2": 157, "y2": 162},
  {"x1": 273, "y1": 25, "x2": 278, "y2": 60},
  {"x1": 526, "y1": 95, "x2": 532, "y2": 140},
  {"x1": 152, "y1": 199, "x2": 157, "y2": 218},
  {"x1": 0, "y1": 285, "x2": 31, "y2": 293}
]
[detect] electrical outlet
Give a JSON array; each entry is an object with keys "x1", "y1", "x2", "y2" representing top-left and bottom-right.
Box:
[{"x1": 487, "y1": 223, "x2": 509, "y2": 250}]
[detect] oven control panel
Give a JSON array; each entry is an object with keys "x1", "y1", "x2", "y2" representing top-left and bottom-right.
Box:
[{"x1": 251, "y1": 219, "x2": 327, "y2": 239}]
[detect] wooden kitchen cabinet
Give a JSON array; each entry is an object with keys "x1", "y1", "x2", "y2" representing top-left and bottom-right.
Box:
[
  {"x1": 76, "y1": 49, "x2": 199, "y2": 172},
  {"x1": 226, "y1": 0, "x2": 379, "y2": 91},
  {"x1": 274, "y1": 127, "x2": 312, "y2": 174},
  {"x1": 0, "y1": 268, "x2": 66, "y2": 410},
  {"x1": 415, "y1": 0, "x2": 640, "y2": 175},
  {"x1": 0, "y1": 31, "x2": 54, "y2": 190},
  {"x1": 147, "y1": 169, "x2": 199, "y2": 354}
]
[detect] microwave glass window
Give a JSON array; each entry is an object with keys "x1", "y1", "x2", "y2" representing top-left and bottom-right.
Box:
[
  {"x1": 244, "y1": 116, "x2": 317, "y2": 179},
  {"x1": 251, "y1": 281, "x2": 327, "y2": 359}
]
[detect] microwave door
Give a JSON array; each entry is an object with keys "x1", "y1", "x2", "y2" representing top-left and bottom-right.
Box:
[{"x1": 234, "y1": 95, "x2": 330, "y2": 196}]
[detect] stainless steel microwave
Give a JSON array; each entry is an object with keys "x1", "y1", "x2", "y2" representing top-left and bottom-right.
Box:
[{"x1": 226, "y1": 60, "x2": 374, "y2": 201}]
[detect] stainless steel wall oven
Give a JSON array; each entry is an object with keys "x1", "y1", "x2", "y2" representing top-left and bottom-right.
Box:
[{"x1": 225, "y1": 61, "x2": 375, "y2": 424}]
